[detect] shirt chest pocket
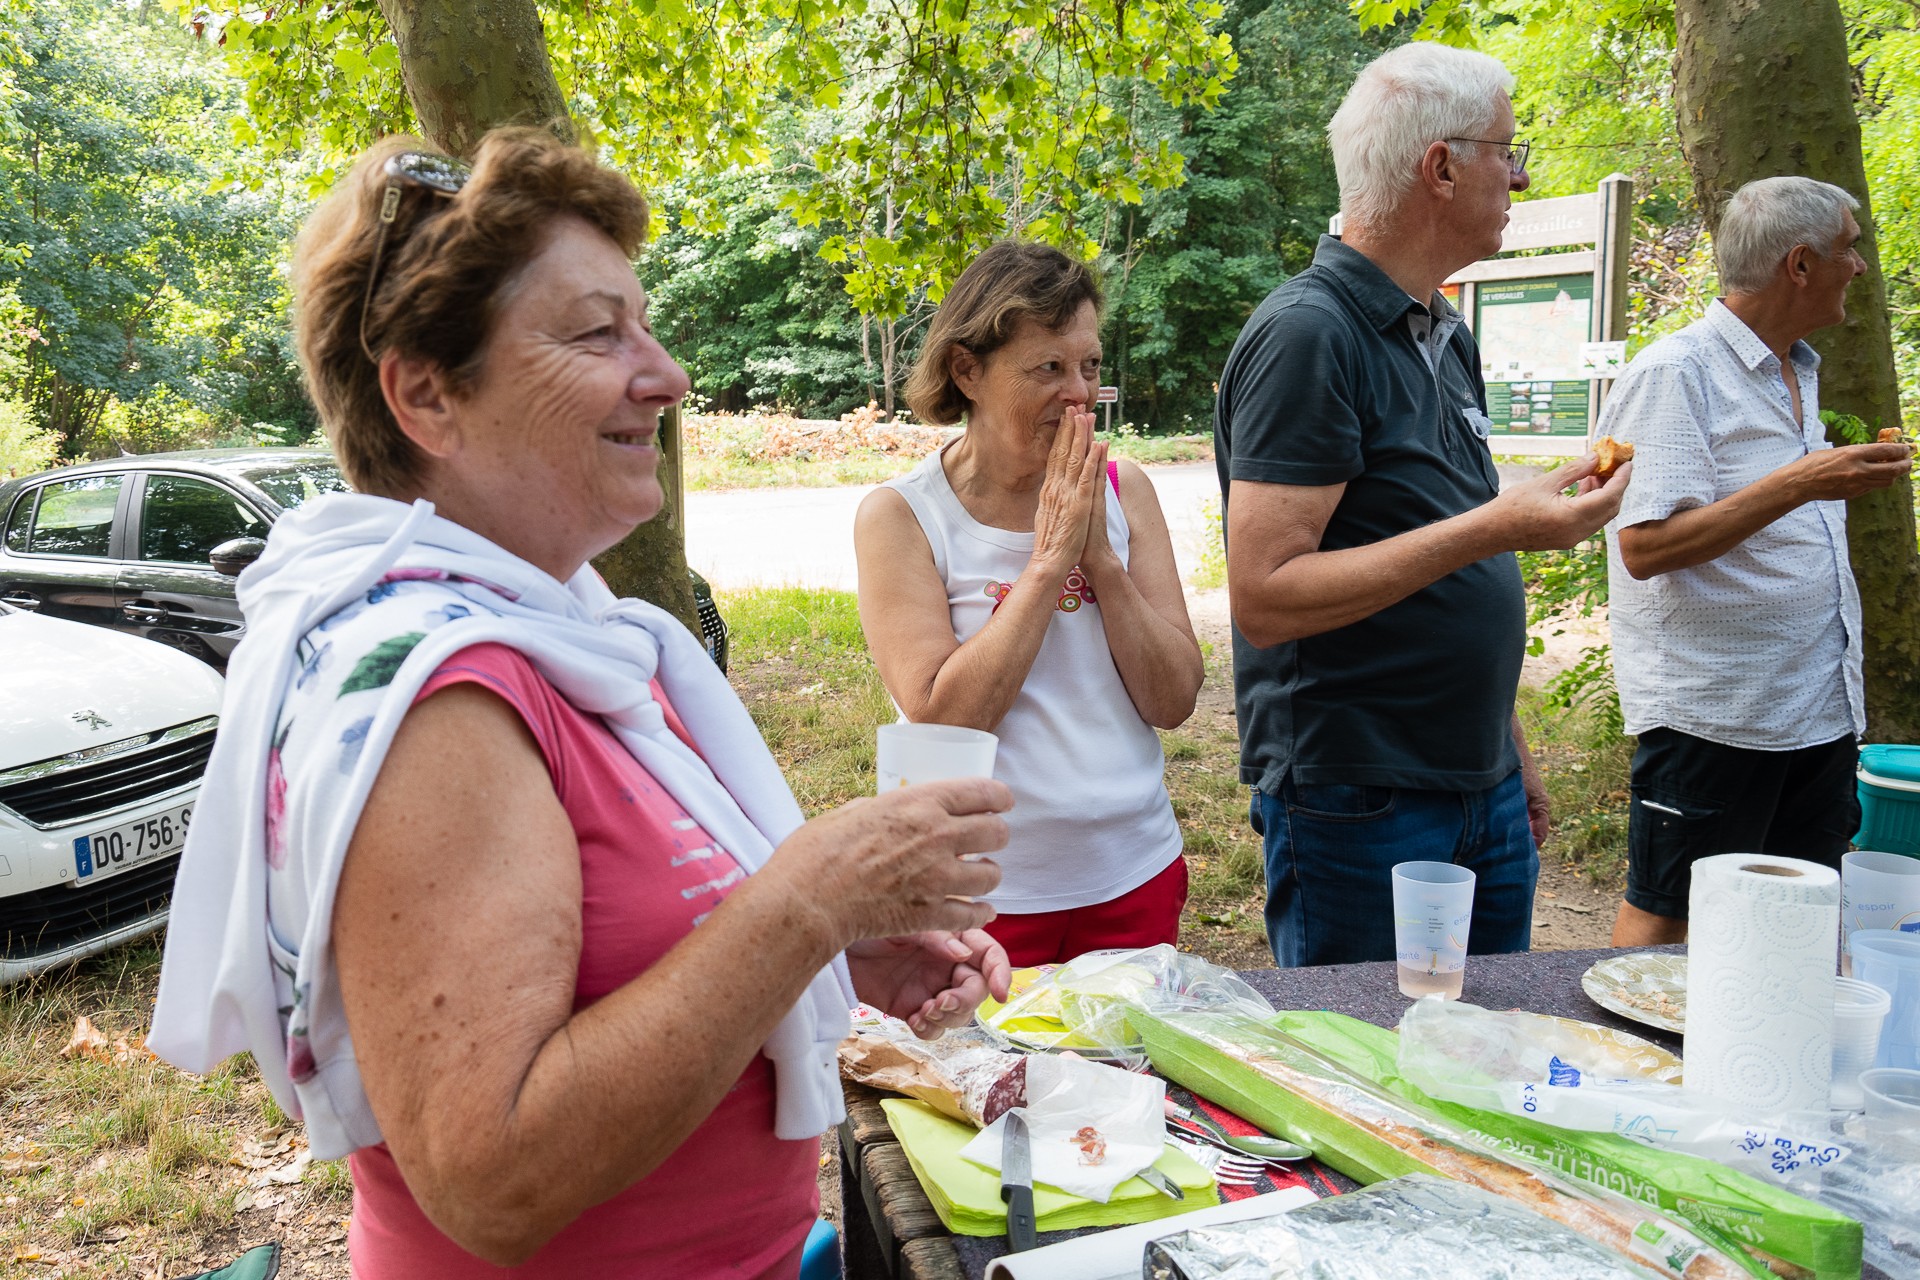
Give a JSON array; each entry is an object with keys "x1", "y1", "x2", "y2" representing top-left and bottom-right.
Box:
[{"x1": 1438, "y1": 375, "x2": 1499, "y2": 494}]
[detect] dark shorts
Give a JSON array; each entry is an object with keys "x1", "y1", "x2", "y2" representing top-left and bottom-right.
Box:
[{"x1": 1626, "y1": 727, "x2": 1860, "y2": 919}]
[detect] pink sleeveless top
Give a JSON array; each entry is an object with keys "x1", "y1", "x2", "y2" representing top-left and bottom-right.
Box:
[{"x1": 346, "y1": 644, "x2": 818, "y2": 1279}]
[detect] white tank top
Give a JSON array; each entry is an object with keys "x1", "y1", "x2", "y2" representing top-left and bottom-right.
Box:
[{"x1": 884, "y1": 444, "x2": 1184, "y2": 912}]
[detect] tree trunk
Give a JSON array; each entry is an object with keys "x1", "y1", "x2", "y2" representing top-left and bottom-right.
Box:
[
  {"x1": 379, "y1": 0, "x2": 700, "y2": 633},
  {"x1": 377, "y1": 0, "x2": 574, "y2": 152},
  {"x1": 1675, "y1": 0, "x2": 1920, "y2": 741}
]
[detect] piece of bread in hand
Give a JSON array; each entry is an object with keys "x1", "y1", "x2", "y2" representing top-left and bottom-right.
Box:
[
  {"x1": 1878, "y1": 427, "x2": 1907, "y2": 444},
  {"x1": 1592, "y1": 435, "x2": 1635, "y2": 479}
]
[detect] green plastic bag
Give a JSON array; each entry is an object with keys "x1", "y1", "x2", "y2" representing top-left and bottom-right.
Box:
[
  {"x1": 179, "y1": 1243, "x2": 280, "y2": 1280},
  {"x1": 1133, "y1": 1007, "x2": 1786, "y2": 1280}
]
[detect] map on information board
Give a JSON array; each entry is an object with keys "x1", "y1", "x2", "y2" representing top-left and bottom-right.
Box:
[{"x1": 1476, "y1": 275, "x2": 1593, "y2": 436}]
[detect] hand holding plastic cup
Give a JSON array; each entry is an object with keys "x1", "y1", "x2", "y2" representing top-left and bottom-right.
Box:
[
  {"x1": 1841, "y1": 850, "x2": 1920, "y2": 976},
  {"x1": 875, "y1": 722, "x2": 998, "y2": 793},
  {"x1": 1831, "y1": 977, "x2": 1893, "y2": 1111},
  {"x1": 1392, "y1": 861, "x2": 1476, "y2": 1000}
]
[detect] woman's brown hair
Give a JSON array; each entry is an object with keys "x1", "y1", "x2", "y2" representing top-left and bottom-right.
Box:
[
  {"x1": 903, "y1": 242, "x2": 1104, "y2": 427},
  {"x1": 291, "y1": 127, "x2": 650, "y2": 496}
]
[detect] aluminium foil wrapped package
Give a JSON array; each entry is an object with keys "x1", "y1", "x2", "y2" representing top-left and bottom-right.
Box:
[{"x1": 1144, "y1": 1174, "x2": 1667, "y2": 1280}]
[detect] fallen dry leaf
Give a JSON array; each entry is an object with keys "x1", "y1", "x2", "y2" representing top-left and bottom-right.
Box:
[
  {"x1": 2, "y1": 1148, "x2": 48, "y2": 1176},
  {"x1": 58, "y1": 1016, "x2": 110, "y2": 1062}
]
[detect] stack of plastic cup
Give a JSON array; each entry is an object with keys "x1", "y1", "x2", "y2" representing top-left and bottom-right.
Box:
[
  {"x1": 1851, "y1": 931, "x2": 1920, "y2": 1069},
  {"x1": 1832, "y1": 977, "x2": 1894, "y2": 1110},
  {"x1": 1859, "y1": 1067, "x2": 1920, "y2": 1130}
]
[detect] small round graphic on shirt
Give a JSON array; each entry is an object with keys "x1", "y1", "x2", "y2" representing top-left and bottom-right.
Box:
[{"x1": 984, "y1": 570, "x2": 1097, "y2": 615}]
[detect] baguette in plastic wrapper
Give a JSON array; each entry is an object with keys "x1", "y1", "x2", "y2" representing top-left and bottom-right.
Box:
[
  {"x1": 1145, "y1": 1173, "x2": 1667, "y2": 1280},
  {"x1": 1129, "y1": 1008, "x2": 1764, "y2": 1279}
]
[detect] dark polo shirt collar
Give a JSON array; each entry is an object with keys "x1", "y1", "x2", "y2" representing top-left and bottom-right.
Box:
[{"x1": 1311, "y1": 234, "x2": 1434, "y2": 331}]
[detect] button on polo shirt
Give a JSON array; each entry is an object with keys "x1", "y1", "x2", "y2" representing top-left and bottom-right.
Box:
[{"x1": 1214, "y1": 235, "x2": 1525, "y2": 793}]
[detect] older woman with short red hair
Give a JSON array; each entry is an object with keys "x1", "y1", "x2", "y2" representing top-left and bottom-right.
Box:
[{"x1": 151, "y1": 128, "x2": 1011, "y2": 1278}]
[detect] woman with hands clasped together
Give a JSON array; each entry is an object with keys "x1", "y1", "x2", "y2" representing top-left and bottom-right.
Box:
[
  {"x1": 150, "y1": 129, "x2": 1011, "y2": 1279},
  {"x1": 855, "y1": 242, "x2": 1203, "y2": 967}
]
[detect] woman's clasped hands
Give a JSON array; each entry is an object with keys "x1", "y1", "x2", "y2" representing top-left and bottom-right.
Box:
[{"x1": 1031, "y1": 406, "x2": 1112, "y2": 580}]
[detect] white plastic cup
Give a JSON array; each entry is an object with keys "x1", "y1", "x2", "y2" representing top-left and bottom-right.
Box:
[
  {"x1": 1840, "y1": 850, "x2": 1920, "y2": 975},
  {"x1": 1392, "y1": 861, "x2": 1476, "y2": 1000},
  {"x1": 1859, "y1": 1067, "x2": 1920, "y2": 1128},
  {"x1": 1831, "y1": 977, "x2": 1894, "y2": 1110},
  {"x1": 875, "y1": 722, "x2": 998, "y2": 793},
  {"x1": 1851, "y1": 930, "x2": 1920, "y2": 1070}
]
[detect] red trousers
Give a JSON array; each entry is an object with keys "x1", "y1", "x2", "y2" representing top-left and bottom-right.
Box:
[{"x1": 984, "y1": 856, "x2": 1189, "y2": 968}]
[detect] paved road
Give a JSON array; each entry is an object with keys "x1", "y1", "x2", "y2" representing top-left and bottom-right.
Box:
[
  {"x1": 684, "y1": 458, "x2": 1552, "y2": 593},
  {"x1": 684, "y1": 461, "x2": 1224, "y2": 592}
]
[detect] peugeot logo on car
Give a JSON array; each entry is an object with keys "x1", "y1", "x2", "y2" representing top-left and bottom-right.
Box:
[{"x1": 71, "y1": 709, "x2": 112, "y2": 731}]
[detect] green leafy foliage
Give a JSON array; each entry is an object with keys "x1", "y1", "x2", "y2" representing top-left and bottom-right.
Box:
[
  {"x1": 0, "y1": 0, "x2": 315, "y2": 457},
  {"x1": 1101, "y1": 0, "x2": 1402, "y2": 429},
  {"x1": 179, "y1": 0, "x2": 1236, "y2": 324}
]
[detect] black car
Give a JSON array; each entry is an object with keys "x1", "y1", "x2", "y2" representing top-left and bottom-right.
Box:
[{"x1": 0, "y1": 449, "x2": 728, "y2": 671}]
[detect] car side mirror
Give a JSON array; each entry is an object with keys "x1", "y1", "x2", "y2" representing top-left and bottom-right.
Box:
[{"x1": 209, "y1": 536, "x2": 267, "y2": 577}]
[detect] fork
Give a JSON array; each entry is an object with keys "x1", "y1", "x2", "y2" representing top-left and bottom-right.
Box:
[{"x1": 1168, "y1": 1137, "x2": 1266, "y2": 1185}]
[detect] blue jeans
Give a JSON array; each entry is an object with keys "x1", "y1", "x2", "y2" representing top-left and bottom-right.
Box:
[{"x1": 1250, "y1": 771, "x2": 1538, "y2": 968}]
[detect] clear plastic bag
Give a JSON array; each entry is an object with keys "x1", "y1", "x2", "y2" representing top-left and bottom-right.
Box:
[
  {"x1": 1132, "y1": 1005, "x2": 1763, "y2": 1279},
  {"x1": 1398, "y1": 997, "x2": 1920, "y2": 1276},
  {"x1": 1397, "y1": 997, "x2": 1845, "y2": 1178},
  {"x1": 1145, "y1": 1173, "x2": 1669, "y2": 1279},
  {"x1": 838, "y1": 1005, "x2": 1027, "y2": 1125},
  {"x1": 975, "y1": 945, "x2": 1274, "y2": 1067}
]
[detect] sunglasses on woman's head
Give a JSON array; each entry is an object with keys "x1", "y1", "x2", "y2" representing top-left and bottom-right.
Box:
[{"x1": 358, "y1": 151, "x2": 474, "y2": 363}]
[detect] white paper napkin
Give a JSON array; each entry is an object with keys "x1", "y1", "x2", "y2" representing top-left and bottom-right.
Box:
[{"x1": 960, "y1": 1054, "x2": 1166, "y2": 1202}]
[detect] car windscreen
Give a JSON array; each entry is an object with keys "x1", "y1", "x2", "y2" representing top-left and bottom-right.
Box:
[{"x1": 240, "y1": 461, "x2": 352, "y2": 512}]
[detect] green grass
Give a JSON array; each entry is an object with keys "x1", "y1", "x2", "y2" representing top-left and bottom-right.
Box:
[
  {"x1": 717, "y1": 587, "x2": 1266, "y2": 956},
  {"x1": 1517, "y1": 685, "x2": 1634, "y2": 886},
  {"x1": 1189, "y1": 496, "x2": 1228, "y2": 590},
  {"x1": 1, "y1": 938, "x2": 348, "y2": 1275}
]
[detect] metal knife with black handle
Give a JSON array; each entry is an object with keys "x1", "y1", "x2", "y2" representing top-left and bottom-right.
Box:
[{"x1": 1000, "y1": 1111, "x2": 1039, "y2": 1253}]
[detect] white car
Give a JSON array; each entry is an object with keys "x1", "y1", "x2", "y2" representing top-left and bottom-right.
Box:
[{"x1": 0, "y1": 602, "x2": 224, "y2": 984}]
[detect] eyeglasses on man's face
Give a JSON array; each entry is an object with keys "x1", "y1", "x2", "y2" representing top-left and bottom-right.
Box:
[
  {"x1": 1447, "y1": 136, "x2": 1530, "y2": 176},
  {"x1": 359, "y1": 151, "x2": 474, "y2": 363}
]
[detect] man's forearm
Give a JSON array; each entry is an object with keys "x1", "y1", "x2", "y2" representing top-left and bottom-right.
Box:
[
  {"x1": 1616, "y1": 470, "x2": 1800, "y2": 579},
  {"x1": 1233, "y1": 504, "x2": 1505, "y2": 646}
]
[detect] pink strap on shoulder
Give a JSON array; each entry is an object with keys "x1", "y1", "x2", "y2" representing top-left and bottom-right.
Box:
[{"x1": 1106, "y1": 459, "x2": 1120, "y2": 496}]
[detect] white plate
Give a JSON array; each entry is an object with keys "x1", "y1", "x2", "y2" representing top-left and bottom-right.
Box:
[
  {"x1": 73, "y1": 801, "x2": 192, "y2": 884},
  {"x1": 1580, "y1": 951, "x2": 1686, "y2": 1033}
]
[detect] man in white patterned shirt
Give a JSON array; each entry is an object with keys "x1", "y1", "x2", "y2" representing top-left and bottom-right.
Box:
[{"x1": 1601, "y1": 176, "x2": 1914, "y2": 947}]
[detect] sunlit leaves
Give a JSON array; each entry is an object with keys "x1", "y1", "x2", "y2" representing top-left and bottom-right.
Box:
[{"x1": 171, "y1": 0, "x2": 1234, "y2": 321}]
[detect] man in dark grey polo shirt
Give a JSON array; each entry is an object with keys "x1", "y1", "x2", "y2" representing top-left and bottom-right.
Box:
[{"x1": 1214, "y1": 42, "x2": 1630, "y2": 968}]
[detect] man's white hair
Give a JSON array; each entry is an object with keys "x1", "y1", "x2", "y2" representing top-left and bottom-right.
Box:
[
  {"x1": 1328, "y1": 42, "x2": 1515, "y2": 230},
  {"x1": 1717, "y1": 176, "x2": 1860, "y2": 294}
]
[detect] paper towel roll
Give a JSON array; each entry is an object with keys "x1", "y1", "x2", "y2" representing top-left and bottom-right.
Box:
[{"x1": 1686, "y1": 853, "x2": 1840, "y2": 1114}]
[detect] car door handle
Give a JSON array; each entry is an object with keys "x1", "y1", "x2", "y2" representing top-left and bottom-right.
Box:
[
  {"x1": 122, "y1": 603, "x2": 168, "y2": 623},
  {"x1": 0, "y1": 592, "x2": 40, "y2": 610}
]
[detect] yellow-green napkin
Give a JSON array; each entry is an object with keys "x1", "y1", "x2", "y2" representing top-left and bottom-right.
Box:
[{"x1": 880, "y1": 1098, "x2": 1220, "y2": 1237}]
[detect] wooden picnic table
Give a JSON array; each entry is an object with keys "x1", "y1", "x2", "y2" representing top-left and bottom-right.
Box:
[{"x1": 837, "y1": 944, "x2": 1758, "y2": 1280}]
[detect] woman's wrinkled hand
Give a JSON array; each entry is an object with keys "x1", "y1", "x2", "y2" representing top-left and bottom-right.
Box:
[
  {"x1": 845, "y1": 929, "x2": 1012, "y2": 1039},
  {"x1": 1031, "y1": 409, "x2": 1103, "y2": 577},
  {"x1": 771, "y1": 778, "x2": 1012, "y2": 952},
  {"x1": 1076, "y1": 414, "x2": 1116, "y2": 572}
]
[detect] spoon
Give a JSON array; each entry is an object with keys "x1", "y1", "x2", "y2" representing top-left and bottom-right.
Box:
[{"x1": 1166, "y1": 1102, "x2": 1314, "y2": 1162}]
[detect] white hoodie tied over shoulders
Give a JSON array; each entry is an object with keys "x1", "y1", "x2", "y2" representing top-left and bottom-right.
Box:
[{"x1": 148, "y1": 492, "x2": 853, "y2": 1159}]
